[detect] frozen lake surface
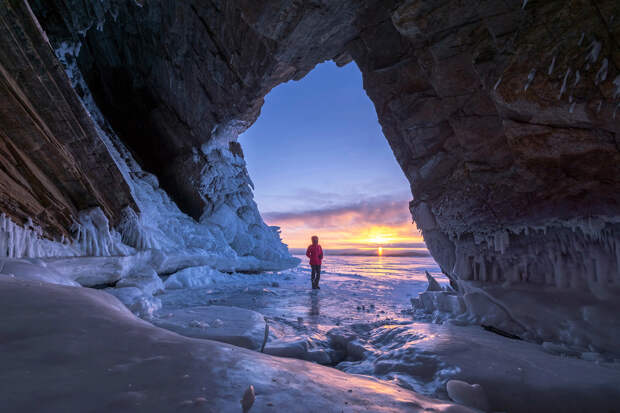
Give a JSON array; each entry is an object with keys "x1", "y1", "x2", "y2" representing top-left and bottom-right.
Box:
[
  {"x1": 158, "y1": 255, "x2": 459, "y2": 395},
  {"x1": 154, "y1": 255, "x2": 620, "y2": 411},
  {"x1": 160, "y1": 254, "x2": 446, "y2": 337}
]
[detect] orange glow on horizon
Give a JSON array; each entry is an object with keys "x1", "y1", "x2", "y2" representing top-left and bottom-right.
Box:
[
  {"x1": 268, "y1": 222, "x2": 424, "y2": 249},
  {"x1": 262, "y1": 198, "x2": 426, "y2": 250},
  {"x1": 378, "y1": 246, "x2": 383, "y2": 255}
]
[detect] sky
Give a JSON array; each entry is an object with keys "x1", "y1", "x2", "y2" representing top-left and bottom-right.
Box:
[{"x1": 238, "y1": 61, "x2": 424, "y2": 253}]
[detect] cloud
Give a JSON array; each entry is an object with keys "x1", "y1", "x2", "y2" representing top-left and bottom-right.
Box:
[
  {"x1": 261, "y1": 196, "x2": 424, "y2": 248},
  {"x1": 263, "y1": 196, "x2": 413, "y2": 229}
]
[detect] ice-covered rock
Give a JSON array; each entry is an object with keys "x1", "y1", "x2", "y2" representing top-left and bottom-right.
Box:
[
  {"x1": 426, "y1": 271, "x2": 443, "y2": 292},
  {"x1": 152, "y1": 306, "x2": 268, "y2": 351}
]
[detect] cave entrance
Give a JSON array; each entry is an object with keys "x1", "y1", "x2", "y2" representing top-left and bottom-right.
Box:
[{"x1": 239, "y1": 61, "x2": 427, "y2": 259}]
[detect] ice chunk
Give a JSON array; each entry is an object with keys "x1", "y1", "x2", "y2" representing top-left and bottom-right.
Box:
[
  {"x1": 152, "y1": 306, "x2": 267, "y2": 351},
  {"x1": 163, "y1": 266, "x2": 228, "y2": 290},
  {"x1": 116, "y1": 268, "x2": 164, "y2": 296},
  {"x1": 0, "y1": 258, "x2": 79, "y2": 286},
  {"x1": 446, "y1": 380, "x2": 490, "y2": 412},
  {"x1": 426, "y1": 271, "x2": 443, "y2": 291},
  {"x1": 105, "y1": 287, "x2": 162, "y2": 318}
]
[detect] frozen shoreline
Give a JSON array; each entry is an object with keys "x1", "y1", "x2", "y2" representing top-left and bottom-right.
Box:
[
  {"x1": 2, "y1": 254, "x2": 619, "y2": 412},
  {"x1": 152, "y1": 256, "x2": 620, "y2": 412}
]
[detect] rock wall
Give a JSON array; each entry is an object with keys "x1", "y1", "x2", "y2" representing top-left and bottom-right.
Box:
[
  {"x1": 0, "y1": 1, "x2": 136, "y2": 238},
  {"x1": 348, "y1": 0, "x2": 620, "y2": 351},
  {"x1": 1, "y1": 0, "x2": 619, "y2": 350}
]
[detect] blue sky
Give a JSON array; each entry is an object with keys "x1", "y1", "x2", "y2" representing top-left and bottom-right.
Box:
[{"x1": 238, "y1": 61, "x2": 421, "y2": 248}]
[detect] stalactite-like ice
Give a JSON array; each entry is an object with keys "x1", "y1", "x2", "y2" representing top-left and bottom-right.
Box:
[{"x1": 0, "y1": 214, "x2": 78, "y2": 258}]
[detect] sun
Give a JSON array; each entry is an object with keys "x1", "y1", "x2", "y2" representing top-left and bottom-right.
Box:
[{"x1": 378, "y1": 246, "x2": 383, "y2": 256}]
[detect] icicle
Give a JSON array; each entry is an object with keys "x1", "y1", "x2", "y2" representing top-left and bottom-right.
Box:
[
  {"x1": 578, "y1": 32, "x2": 585, "y2": 46},
  {"x1": 522, "y1": 0, "x2": 528, "y2": 9},
  {"x1": 586, "y1": 40, "x2": 601, "y2": 64},
  {"x1": 558, "y1": 68, "x2": 571, "y2": 99},
  {"x1": 493, "y1": 76, "x2": 503, "y2": 90},
  {"x1": 524, "y1": 69, "x2": 536, "y2": 91},
  {"x1": 595, "y1": 58, "x2": 608, "y2": 85},
  {"x1": 547, "y1": 56, "x2": 556, "y2": 75},
  {"x1": 479, "y1": 259, "x2": 488, "y2": 282},
  {"x1": 612, "y1": 75, "x2": 620, "y2": 99},
  {"x1": 569, "y1": 101, "x2": 576, "y2": 113},
  {"x1": 573, "y1": 70, "x2": 580, "y2": 86},
  {"x1": 596, "y1": 100, "x2": 602, "y2": 113}
]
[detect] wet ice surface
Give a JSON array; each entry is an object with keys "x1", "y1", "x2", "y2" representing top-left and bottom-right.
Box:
[
  {"x1": 156, "y1": 255, "x2": 620, "y2": 412},
  {"x1": 160, "y1": 255, "x2": 445, "y2": 335},
  {"x1": 158, "y1": 255, "x2": 453, "y2": 393}
]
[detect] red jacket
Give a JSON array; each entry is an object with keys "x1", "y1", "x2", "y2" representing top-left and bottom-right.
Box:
[{"x1": 306, "y1": 244, "x2": 323, "y2": 266}]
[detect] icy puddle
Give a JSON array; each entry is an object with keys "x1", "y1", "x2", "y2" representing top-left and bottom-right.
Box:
[{"x1": 154, "y1": 255, "x2": 620, "y2": 411}]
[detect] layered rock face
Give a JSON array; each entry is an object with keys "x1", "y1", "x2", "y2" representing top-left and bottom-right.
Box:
[
  {"x1": 0, "y1": 2, "x2": 135, "y2": 238},
  {"x1": 1, "y1": 0, "x2": 619, "y2": 350}
]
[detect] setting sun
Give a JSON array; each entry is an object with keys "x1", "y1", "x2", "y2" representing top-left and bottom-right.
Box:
[{"x1": 378, "y1": 247, "x2": 383, "y2": 255}]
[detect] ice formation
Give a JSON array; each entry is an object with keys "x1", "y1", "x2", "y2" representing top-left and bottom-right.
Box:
[
  {"x1": 558, "y1": 68, "x2": 571, "y2": 99},
  {"x1": 595, "y1": 58, "x2": 608, "y2": 85},
  {"x1": 547, "y1": 56, "x2": 556, "y2": 75},
  {"x1": 446, "y1": 380, "x2": 490, "y2": 412},
  {"x1": 41, "y1": 40, "x2": 299, "y2": 275},
  {"x1": 0, "y1": 214, "x2": 77, "y2": 258},
  {"x1": 493, "y1": 75, "x2": 502, "y2": 90},
  {"x1": 524, "y1": 68, "x2": 536, "y2": 91},
  {"x1": 416, "y1": 217, "x2": 620, "y2": 355},
  {"x1": 586, "y1": 40, "x2": 601, "y2": 64},
  {"x1": 613, "y1": 74, "x2": 620, "y2": 99}
]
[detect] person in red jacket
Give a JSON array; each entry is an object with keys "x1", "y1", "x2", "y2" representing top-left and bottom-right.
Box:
[{"x1": 306, "y1": 235, "x2": 323, "y2": 289}]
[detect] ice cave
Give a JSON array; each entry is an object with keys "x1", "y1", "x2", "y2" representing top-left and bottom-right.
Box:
[{"x1": 0, "y1": 0, "x2": 619, "y2": 412}]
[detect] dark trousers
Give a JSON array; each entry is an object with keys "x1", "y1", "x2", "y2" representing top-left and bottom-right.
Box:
[{"x1": 311, "y1": 265, "x2": 321, "y2": 288}]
